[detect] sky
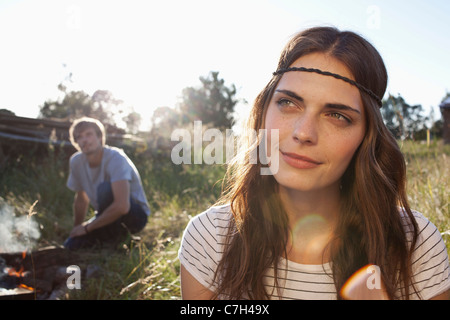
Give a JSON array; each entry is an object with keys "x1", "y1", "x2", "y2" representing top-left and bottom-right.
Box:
[{"x1": 0, "y1": 0, "x2": 449, "y2": 130}]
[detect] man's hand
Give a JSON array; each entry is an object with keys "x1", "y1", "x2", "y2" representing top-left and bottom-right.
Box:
[{"x1": 69, "y1": 223, "x2": 89, "y2": 238}]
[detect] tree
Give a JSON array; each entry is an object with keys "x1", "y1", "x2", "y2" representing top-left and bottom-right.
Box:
[
  {"x1": 146, "y1": 106, "x2": 182, "y2": 154},
  {"x1": 179, "y1": 71, "x2": 238, "y2": 129},
  {"x1": 150, "y1": 106, "x2": 181, "y2": 134},
  {"x1": 381, "y1": 94, "x2": 428, "y2": 140},
  {"x1": 122, "y1": 111, "x2": 142, "y2": 134},
  {"x1": 39, "y1": 84, "x2": 140, "y2": 133}
]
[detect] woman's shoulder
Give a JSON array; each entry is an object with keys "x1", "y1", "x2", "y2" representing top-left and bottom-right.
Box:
[
  {"x1": 186, "y1": 203, "x2": 234, "y2": 236},
  {"x1": 398, "y1": 208, "x2": 448, "y2": 265},
  {"x1": 399, "y1": 208, "x2": 440, "y2": 237},
  {"x1": 178, "y1": 204, "x2": 234, "y2": 290},
  {"x1": 205, "y1": 203, "x2": 234, "y2": 224},
  {"x1": 399, "y1": 208, "x2": 450, "y2": 299}
]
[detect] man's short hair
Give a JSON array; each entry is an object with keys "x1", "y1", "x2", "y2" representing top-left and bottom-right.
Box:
[{"x1": 69, "y1": 117, "x2": 106, "y2": 151}]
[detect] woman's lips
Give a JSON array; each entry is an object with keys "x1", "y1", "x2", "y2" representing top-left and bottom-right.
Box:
[{"x1": 280, "y1": 151, "x2": 322, "y2": 169}]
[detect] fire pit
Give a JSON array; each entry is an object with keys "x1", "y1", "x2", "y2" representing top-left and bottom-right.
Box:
[
  {"x1": 0, "y1": 287, "x2": 35, "y2": 300},
  {"x1": 0, "y1": 246, "x2": 81, "y2": 300}
]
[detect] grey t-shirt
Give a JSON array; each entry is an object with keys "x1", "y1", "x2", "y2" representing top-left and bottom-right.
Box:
[{"x1": 67, "y1": 146, "x2": 150, "y2": 215}]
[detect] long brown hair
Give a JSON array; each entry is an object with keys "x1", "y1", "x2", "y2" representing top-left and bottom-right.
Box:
[{"x1": 214, "y1": 27, "x2": 419, "y2": 299}]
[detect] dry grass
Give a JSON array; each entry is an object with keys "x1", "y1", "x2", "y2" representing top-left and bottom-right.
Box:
[{"x1": 400, "y1": 140, "x2": 450, "y2": 255}]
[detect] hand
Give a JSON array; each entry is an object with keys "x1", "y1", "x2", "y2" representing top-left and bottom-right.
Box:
[{"x1": 69, "y1": 224, "x2": 88, "y2": 238}]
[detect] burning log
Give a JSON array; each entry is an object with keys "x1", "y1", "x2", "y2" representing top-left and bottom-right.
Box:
[
  {"x1": 0, "y1": 287, "x2": 35, "y2": 300},
  {"x1": 0, "y1": 246, "x2": 82, "y2": 300}
]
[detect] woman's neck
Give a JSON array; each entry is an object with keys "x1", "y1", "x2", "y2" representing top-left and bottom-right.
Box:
[{"x1": 279, "y1": 184, "x2": 341, "y2": 264}]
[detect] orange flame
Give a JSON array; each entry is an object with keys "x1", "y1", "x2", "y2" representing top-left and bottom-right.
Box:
[
  {"x1": 7, "y1": 266, "x2": 25, "y2": 277},
  {"x1": 19, "y1": 284, "x2": 34, "y2": 291},
  {"x1": 5, "y1": 250, "x2": 35, "y2": 292}
]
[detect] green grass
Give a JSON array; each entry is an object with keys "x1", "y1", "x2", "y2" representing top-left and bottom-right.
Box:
[
  {"x1": 0, "y1": 139, "x2": 448, "y2": 299},
  {"x1": 399, "y1": 140, "x2": 450, "y2": 256}
]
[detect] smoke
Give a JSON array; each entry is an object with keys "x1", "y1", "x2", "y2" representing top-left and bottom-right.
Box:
[{"x1": 0, "y1": 199, "x2": 41, "y2": 253}]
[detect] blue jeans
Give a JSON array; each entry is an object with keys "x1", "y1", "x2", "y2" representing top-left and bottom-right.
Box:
[{"x1": 64, "y1": 182, "x2": 148, "y2": 250}]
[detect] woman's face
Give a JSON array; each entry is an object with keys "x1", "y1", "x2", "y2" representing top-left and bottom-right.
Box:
[{"x1": 264, "y1": 52, "x2": 366, "y2": 193}]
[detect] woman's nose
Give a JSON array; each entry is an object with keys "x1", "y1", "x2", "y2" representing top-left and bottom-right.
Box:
[{"x1": 292, "y1": 112, "x2": 319, "y2": 145}]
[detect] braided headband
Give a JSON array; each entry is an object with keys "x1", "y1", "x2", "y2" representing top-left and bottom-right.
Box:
[{"x1": 273, "y1": 67, "x2": 382, "y2": 107}]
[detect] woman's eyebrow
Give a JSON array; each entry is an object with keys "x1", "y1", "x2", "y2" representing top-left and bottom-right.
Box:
[
  {"x1": 275, "y1": 89, "x2": 361, "y2": 115},
  {"x1": 325, "y1": 103, "x2": 361, "y2": 115},
  {"x1": 275, "y1": 89, "x2": 304, "y2": 102}
]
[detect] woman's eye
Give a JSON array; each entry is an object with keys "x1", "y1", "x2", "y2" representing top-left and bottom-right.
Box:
[
  {"x1": 329, "y1": 112, "x2": 351, "y2": 123},
  {"x1": 276, "y1": 98, "x2": 296, "y2": 108}
]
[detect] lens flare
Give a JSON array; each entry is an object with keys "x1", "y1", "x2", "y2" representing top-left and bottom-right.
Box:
[
  {"x1": 341, "y1": 264, "x2": 388, "y2": 300},
  {"x1": 289, "y1": 214, "x2": 332, "y2": 262}
]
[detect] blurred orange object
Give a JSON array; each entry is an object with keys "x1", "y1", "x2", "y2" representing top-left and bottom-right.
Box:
[{"x1": 341, "y1": 264, "x2": 389, "y2": 300}]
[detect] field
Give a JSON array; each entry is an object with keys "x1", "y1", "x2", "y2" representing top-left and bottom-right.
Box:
[{"x1": 0, "y1": 139, "x2": 448, "y2": 300}]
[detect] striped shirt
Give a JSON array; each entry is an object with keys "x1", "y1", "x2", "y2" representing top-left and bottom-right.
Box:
[{"x1": 178, "y1": 204, "x2": 450, "y2": 300}]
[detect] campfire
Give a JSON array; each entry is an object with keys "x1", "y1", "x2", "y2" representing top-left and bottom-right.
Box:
[
  {"x1": 0, "y1": 246, "x2": 82, "y2": 300},
  {"x1": 0, "y1": 198, "x2": 86, "y2": 299},
  {"x1": 1, "y1": 251, "x2": 33, "y2": 289}
]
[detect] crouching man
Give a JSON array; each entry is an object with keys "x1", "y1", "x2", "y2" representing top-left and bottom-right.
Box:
[{"x1": 63, "y1": 117, "x2": 150, "y2": 250}]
